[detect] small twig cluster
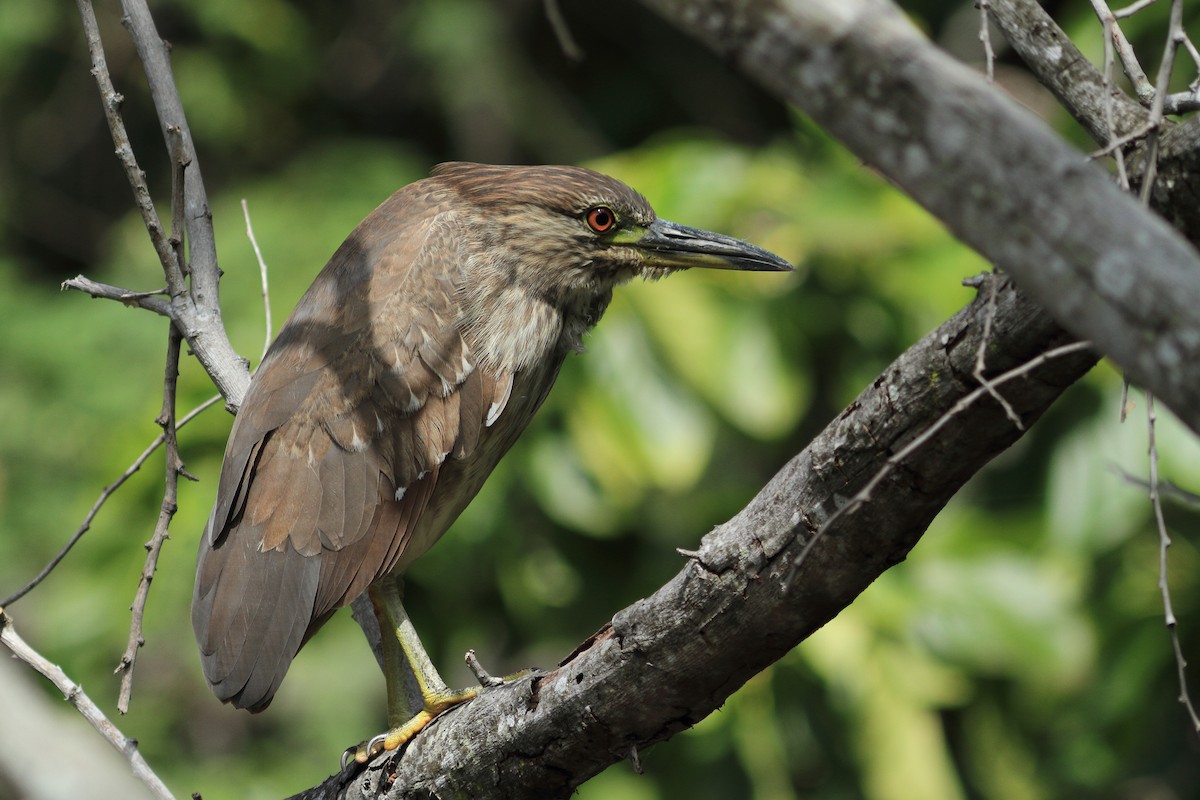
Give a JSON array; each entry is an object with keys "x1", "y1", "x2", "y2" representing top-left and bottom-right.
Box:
[
  {"x1": 1091, "y1": 0, "x2": 1200, "y2": 117},
  {"x1": 1087, "y1": 0, "x2": 1200, "y2": 734}
]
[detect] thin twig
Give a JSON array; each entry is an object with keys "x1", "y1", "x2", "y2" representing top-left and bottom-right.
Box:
[
  {"x1": 788, "y1": 340, "x2": 1094, "y2": 581},
  {"x1": 60, "y1": 275, "x2": 173, "y2": 318},
  {"x1": 165, "y1": 124, "x2": 190, "y2": 295},
  {"x1": 1180, "y1": 34, "x2": 1200, "y2": 78},
  {"x1": 1097, "y1": 9, "x2": 1133, "y2": 186},
  {"x1": 1089, "y1": 0, "x2": 1156, "y2": 105},
  {"x1": 75, "y1": 0, "x2": 179, "y2": 281},
  {"x1": 543, "y1": 0, "x2": 584, "y2": 62},
  {"x1": 1114, "y1": 0, "x2": 1160, "y2": 19},
  {"x1": 116, "y1": 323, "x2": 189, "y2": 713},
  {"x1": 1112, "y1": 467, "x2": 1200, "y2": 506},
  {"x1": 972, "y1": 273, "x2": 1024, "y2": 429},
  {"x1": 241, "y1": 198, "x2": 273, "y2": 359},
  {"x1": 1133, "y1": 0, "x2": 1184, "y2": 204},
  {"x1": 1092, "y1": 0, "x2": 1199, "y2": 735},
  {"x1": 0, "y1": 394, "x2": 219, "y2": 608},
  {"x1": 977, "y1": 1, "x2": 995, "y2": 83},
  {"x1": 1146, "y1": 393, "x2": 1200, "y2": 732},
  {"x1": 77, "y1": 0, "x2": 251, "y2": 409},
  {"x1": 118, "y1": 0, "x2": 220, "y2": 308},
  {"x1": 0, "y1": 609, "x2": 175, "y2": 799},
  {"x1": 1091, "y1": 119, "x2": 1155, "y2": 159}
]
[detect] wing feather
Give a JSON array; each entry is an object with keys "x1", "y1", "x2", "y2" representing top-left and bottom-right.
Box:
[{"x1": 191, "y1": 188, "x2": 503, "y2": 711}]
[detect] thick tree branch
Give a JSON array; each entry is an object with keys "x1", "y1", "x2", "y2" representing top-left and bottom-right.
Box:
[
  {"x1": 637, "y1": 0, "x2": 1200, "y2": 438},
  {"x1": 988, "y1": 3, "x2": 1200, "y2": 281},
  {"x1": 289, "y1": 278, "x2": 1095, "y2": 799},
  {"x1": 989, "y1": 0, "x2": 1148, "y2": 142}
]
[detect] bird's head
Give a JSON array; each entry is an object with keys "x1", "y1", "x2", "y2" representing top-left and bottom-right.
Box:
[
  {"x1": 433, "y1": 162, "x2": 793, "y2": 303},
  {"x1": 430, "y1": 162, "x2": 792, "y2": 370}
]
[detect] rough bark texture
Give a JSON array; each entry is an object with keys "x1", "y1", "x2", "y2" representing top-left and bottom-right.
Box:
[
  {"x1": 989, "y1": 0, "x2": 1147, "y2": 142},
  {"x1": 638, "y1": 0, "x2": 1200, "y2": 437},
  {"x1": 291, "y1": 278, "x2": 1094, "y2": 800}
]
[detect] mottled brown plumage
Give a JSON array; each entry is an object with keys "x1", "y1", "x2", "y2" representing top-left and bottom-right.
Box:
[{"x1": 192, "y1": 162, "x2": 790, "y2": 727}]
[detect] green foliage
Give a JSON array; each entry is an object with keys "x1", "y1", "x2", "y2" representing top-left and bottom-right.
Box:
[{"x1": 1, "y1": 2, "x2": 1199, "y2": 799}]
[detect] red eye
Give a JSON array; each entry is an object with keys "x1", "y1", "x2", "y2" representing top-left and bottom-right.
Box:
[{"x1": 585, "y1": 206, "x2": 617, "y2": 233}]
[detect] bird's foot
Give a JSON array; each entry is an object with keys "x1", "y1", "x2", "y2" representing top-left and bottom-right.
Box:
[
  {"x1": 343, "y1": 685, "x2": 478, "y2": 767},
  {"x1": 339, "y1": 651, "x2": 538, "y2": 770}
]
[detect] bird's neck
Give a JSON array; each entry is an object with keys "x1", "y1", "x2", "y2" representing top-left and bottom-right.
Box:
[{"x1": 458, "y1": 276, "x2": 613, "y2": 374}]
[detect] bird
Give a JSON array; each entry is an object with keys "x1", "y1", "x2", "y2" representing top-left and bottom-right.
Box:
[{"x1": 191, "y1": 162, "x2": 791, "y2": 760}]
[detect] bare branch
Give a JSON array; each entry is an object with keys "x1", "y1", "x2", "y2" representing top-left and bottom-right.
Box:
[
  {"x1": 977, "y1": 1, "x2": 995, "y2": 83},
  {"x1": 790, "y1": 338, "x2": 1094, "y2": 577},
  {"x1": 60, "y1": 275, "x2": 173, "y2": 317},
  {"x1": 989, "y1": 0, "x2": 1148, "y2": 143},
  {"x1": 297, "y1": 280, "x2": 1095, "y2": 800},
  {"x1": 117, "y1": 0, "x2": 218, "y2": 308},
  {"x1": 0, "y1": 609, "x2": 175, "y2": 799},
  {"x1": 1088, "y1": 0, "x2": 1156, "y2": 106},
  {"x1": 116, "y1": 325, "x2": 187, "y2": 713},
  {"x1": 1145, "y1": 393, "x2": 1200, "y2": 732},
  {"x1": 1114, "y1": 468, "x2": 1200, "y2": 506},
  {"x1": 164, "y1": 125, "x2": 190, "y2": 297},
  {"x1": 972, "y1": 272, "x2": 1025, "y2": 429},
  {"x1": 543, "y1": 0, "x2": 584, "y2": 63},
  {"x1": 74, "y1": 0, "x2": 251, "y2": 407},
  {"x1": 1115, "y1": 0, "x2": 1161, "y2": 17},
  {"x1": 0, "y1": 394, "x2": 218, "y2": 608},
  {"x1": 241, "y1": 199, "x2": 273, "y2": 360},
  {"x1": 74, "y1": 0, "x2": 177, "y2": 285}
]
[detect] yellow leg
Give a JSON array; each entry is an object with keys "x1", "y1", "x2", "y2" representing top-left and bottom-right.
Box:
[{"x1": 350, "y1": 575, "x2": 477, "y2": 764}]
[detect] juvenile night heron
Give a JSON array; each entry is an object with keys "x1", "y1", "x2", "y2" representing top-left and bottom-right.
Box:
[{"x1": 191, "y1": 162, "x2": 791, "y2": 759}]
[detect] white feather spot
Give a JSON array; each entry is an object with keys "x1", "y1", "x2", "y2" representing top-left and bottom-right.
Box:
[
  {"x1": 486, "y1": 400, "x2": 503, "y2": 427},
  {"x1": 374, "y1": 412, "x2": 385, "y2": 434},
  {"x1": 417, "y1": 469, "x2": 429, "y2": 481},
  {"x1": 486, "y1": 374, "x2": 513, "y2": 427},
  {"x1": 395, "y1": 486, "x2": 407, "y2": 501},
  {"x1": 406, "y1": 392, "x2": 421, "y2": 413}
]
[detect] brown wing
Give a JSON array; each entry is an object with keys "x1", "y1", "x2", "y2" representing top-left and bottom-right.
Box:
[{"x1": 191, "y1": 188, "x2": 512, "y2": 711}]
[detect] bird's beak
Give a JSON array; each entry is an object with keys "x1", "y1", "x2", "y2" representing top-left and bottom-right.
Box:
[{"x1": 626, "y1": 218, "x2": 793, "y2": 272}]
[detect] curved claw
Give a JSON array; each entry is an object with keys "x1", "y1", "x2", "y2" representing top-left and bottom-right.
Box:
[
  {"x1": 347, "y1": 732, "x2": 389, "y2": 765},
  {"x1": 344, "y1": 681, "x2": 481, "y2": 767},
  {"x1": 342, "y1": 731, "x2": 392, "y2": 767},
  {"x1": 367, "y1": 732, "x2": 389, "y2": 756}
]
